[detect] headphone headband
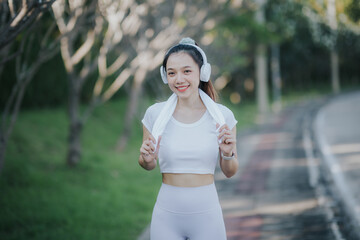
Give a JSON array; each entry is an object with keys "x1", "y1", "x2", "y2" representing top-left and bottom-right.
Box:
[{"x1": 165, "y1": 43, "x2": 208, "y2": 65}]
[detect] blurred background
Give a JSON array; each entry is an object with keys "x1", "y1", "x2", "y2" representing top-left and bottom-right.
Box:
[{"x1": 1, "y1": 0, "x2": 360, "y2": 239}]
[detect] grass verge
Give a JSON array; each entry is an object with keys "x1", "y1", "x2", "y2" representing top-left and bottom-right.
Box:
[{"x1": 0, "y1": 99, "x2": 161, "y2": 240}]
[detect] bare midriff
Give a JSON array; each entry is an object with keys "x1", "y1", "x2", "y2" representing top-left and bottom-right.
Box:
[{"x1": 162, "y1": 173, "x2": 214, "y2": 187}]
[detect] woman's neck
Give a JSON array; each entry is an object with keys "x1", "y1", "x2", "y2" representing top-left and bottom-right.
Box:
[
  {"x1": 174, "y1": 91, "x2": 206, "y2": 123},
  {"x1": 177, "y1": 92, "x2": 204, "y2": 110}
]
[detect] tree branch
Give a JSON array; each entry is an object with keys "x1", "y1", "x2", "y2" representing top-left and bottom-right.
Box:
[
  {"x1": 71, "y1": 30, "x2": 95, "y2": 65},
  {"x1": 102, "y1": 68, "x2": 133, "y2": 102},
  {"x1": 0, "y1": 0, "x2": 56, "y2": 50}
]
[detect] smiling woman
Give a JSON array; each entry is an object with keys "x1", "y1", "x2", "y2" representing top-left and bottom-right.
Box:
[{"x1": 138, "y1": 37, "x2": 239, "y2": 240}]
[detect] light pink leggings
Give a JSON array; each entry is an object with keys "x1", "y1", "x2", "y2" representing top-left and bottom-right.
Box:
[{"x1": 150, "y1": 183, "x2": 227, "y2": 240}]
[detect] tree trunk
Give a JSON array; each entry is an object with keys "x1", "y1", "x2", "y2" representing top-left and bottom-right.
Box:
[
  {"x1": 255, "y1": 43, "x2": 269, "y2": 122},
  {"x1": 330, "y1": 49, "x2": 340, "y2": 94},
  {"x1": 255, "y1": 0, "x2": 269, "y2": 123},
  {"x1": 66, "y1": 74, "x2": 83, "y2": 166},
  {"x1": 67, "y1": 119, "x2": 83, "y2": 166},
  {"x1": 117, "y1": 75, "x2": 144, "y2": 151},
  {"x1": 0, "y1": 134, "x2": 6, "y2": 172},
  {"x1": 0, "y1": 65, "x2": 41, "y2": 173},
  {"x1": 271, "y1": 43, "x2": 282, "y2": 113},
  {"x1": 327, "y1": 0, "x2": 340, "y2": 94}
]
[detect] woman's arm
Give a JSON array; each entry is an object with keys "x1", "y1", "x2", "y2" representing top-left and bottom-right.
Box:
[
  {"x1": 218, "y1": 125, "x2": 239, "y2": 178},
  {"x1": 139, "y1": 125, "x2": 160, "y2": 171}
]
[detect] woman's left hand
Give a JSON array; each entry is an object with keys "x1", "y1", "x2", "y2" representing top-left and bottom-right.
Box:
[{"x1": 216, "y1": 123, "x2": 236, "y2": 157}]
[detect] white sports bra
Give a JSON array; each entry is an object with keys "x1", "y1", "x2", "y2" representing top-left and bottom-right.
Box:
[{"x1": 142, "y1": 102, "x2": 237, "y2": 174}]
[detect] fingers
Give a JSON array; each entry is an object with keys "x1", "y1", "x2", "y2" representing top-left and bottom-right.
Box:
[
  {"x1": 217, "y1": 124, "x2": 236, "y2": 145},
  {"x1": 140, "y1": 144, "x2": 153, "y2": 154},
  {"x1": 217, "y1": 124, "x2": 230, "y2": 140},
  {"x1": 140, "y1": 138, "x2": 155, "y2": 155},
  {"x1": 218, "y1": 129, "x2": 231, "y2": 139},
  {"x1": 140, "y1": 135, "x2": 161, "y2": 162},
  {"x1": 148, "y1": 134, "x2": 156, "y2": 145},
  {"x1": 216, "y1": 123, "x2": 229, "y2": 132},
  {"x1": 222, "y1": 136, "x2": 236, "y2": 144}
]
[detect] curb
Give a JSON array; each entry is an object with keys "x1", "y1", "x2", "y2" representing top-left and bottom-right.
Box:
[{"x1": 314, "y1": 96, "x2": 360, "y2": 239}]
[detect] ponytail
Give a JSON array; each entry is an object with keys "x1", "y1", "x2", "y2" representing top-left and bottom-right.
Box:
[{"x1": 199, "y1": 81, "x2": 218, "y2": 102}]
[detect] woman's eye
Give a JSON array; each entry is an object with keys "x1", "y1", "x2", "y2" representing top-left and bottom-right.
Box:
[
  {"x1": 184, "y1": 70, "x2": 191, "y2": 74},
  {"x1": 168, "y1": 72, "x2": 175, "y2": 76}
]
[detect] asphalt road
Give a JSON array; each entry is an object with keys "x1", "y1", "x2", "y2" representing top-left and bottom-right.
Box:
[{"x1": 216, "y1": 98, "x2": 340, "y2": 240}]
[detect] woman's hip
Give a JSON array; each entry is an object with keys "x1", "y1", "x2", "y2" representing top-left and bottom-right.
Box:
[{"x1": 155, "y1": 182, "x2": 221, "y2": 214}]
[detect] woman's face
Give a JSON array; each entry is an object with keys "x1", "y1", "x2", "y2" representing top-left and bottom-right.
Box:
[{"x1": 166, "y1": 52, "x2": 200, "y2": 99}]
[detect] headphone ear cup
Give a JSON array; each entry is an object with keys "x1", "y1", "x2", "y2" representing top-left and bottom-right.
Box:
[
  {"x1": 160, "y1": 66, "x2": 168, "y2": 84},
  {"x1": 200, "y1": 63, "x2": 211, "y2": 82}
]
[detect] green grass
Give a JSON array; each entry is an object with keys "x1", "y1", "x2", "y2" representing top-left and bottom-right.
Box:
[
  {"x1": 0, "y1": 90, "x2": 328, "y2": 240},
  {"x1": 0, "y1": 99, "x2": 162, "y2": 240}
]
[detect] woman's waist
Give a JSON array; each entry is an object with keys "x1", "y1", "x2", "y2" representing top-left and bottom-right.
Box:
[
  {"x1": 156, "y1": 181, "x2": 220, "y2": 214},
  {"x1": 162, "y1": 173, "x2": 214, "y2": 187}
]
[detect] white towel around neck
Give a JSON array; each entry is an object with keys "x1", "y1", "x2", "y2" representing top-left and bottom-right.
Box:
[{"x1": 152, "y1": 89, "x2": 225, "y2": 149}]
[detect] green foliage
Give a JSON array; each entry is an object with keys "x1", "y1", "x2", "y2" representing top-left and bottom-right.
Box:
[
  {"x1": 219, "y1": 12, "x2": 277, "y2": 46},
  {"x1": 0, "y1": 12, "x2": 64, "y2": 110},
  {"x1": 346, "y1": 0, "x2": 360, "y2": 22},
  {"x1": 1, "y1": 0, "x2": 360, "y2": 111},
  {"x1": 265, "y1": 0, "x2": 302, "y2": 42},
  {"x1": 209, "y1": 0, "x2": 360, "y2": 99},
  {"x1": 0, "y1": 54, "x2": 67, "y2": 110},
  {"x1": 23, "y1": 54, "x2": 68, "y2": 109}
]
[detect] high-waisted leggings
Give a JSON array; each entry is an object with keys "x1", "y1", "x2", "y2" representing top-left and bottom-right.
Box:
[{"x1": 150, "y1": 183, "x2": 227, "y2": 240}]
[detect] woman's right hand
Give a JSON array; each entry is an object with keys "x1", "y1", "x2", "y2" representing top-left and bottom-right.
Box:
[{"x1": 140, "y1": 135, "x2": 161, "y2": 163}]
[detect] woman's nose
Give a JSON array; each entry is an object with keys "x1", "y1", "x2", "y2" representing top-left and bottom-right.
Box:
[{"x1": 175, "y1": 73, "x2": 185, "y2": 83}]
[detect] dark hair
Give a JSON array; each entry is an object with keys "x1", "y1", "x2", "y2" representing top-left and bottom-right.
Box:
[{"x1": 162, "y1": 44, "x2": 218, "y2": 101}]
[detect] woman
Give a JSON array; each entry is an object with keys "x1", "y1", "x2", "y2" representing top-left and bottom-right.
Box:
[{"x1": 139, "y1": 37, "x2": 238, "y2": 240}]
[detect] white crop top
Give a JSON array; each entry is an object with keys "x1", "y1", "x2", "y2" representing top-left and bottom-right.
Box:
[{"x1": 142, "y1": 102, "x2": 237, "y2": 174}]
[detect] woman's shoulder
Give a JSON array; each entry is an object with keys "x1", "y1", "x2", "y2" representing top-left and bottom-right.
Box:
[
  {"x1": 142, "y1": 101, "x2": 167, "y2": 132},
  {"x1": 145, "y1": 101, "x2": 167, "y2": 115},
  {"x1": 216, "y1": 103, "x2": 234, "y2": 115},
  {"x1": 216, "y1": 103, "x2": 237, "y2": 128}
]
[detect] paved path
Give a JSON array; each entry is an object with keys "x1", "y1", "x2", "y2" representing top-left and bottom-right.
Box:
[
  {"x1": 314, "y1": 91, "x2": 360, "y2": 239},
  {"x1": 216, "y1": 99, "x2": 337, "y2": 240}
]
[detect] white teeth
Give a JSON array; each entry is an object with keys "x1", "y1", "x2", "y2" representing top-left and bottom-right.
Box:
[{"x1": 177, "y1": 86, "x2": 188, "y2": 89}]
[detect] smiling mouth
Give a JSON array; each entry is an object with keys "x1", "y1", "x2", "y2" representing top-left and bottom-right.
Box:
[{"x1": 176, "y1": 86, "x2": 189, "y2": 92}]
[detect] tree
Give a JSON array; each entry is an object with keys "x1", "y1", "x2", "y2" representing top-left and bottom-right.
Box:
[
  {"x1": 52, "y1": 0, "x2": 153, "y2": 166},
  {"x1": 52, "y1": 0, "x2": 99, "y2": 166},
  {"x1": 0, "y1": 1, "x2": 58, "y2": 173},
  {"x1": 270, "y1": 43, "x2": 282, "y2": 112},
  {"x1": 302, "y1": 0, "x2": 342, "y2": 93},
  {"x1": 327, "y1": 0, "x2": 340, "y2": 93},
  {"x1": 265, "y1": 0, "x2": 307, "y2": 111},
  {"x1": 210, "y1": 0, "x2": 272, "y2": 118},
  {"x1": 254, "y1": 0, "x2": 270, "y2": 121},
  {"x1": 0, "y1": 0, "x2": 56, "y2": 50}
]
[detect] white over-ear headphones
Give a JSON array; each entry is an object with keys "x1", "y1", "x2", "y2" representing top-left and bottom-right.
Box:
[{"x1": 160, "y1": 38, "x2": 211, "y2": 84}]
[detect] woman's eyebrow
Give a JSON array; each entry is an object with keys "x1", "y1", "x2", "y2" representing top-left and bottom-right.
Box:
[{"x1": 167, "y1": 66, "x2": 192, "y2": 70}]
